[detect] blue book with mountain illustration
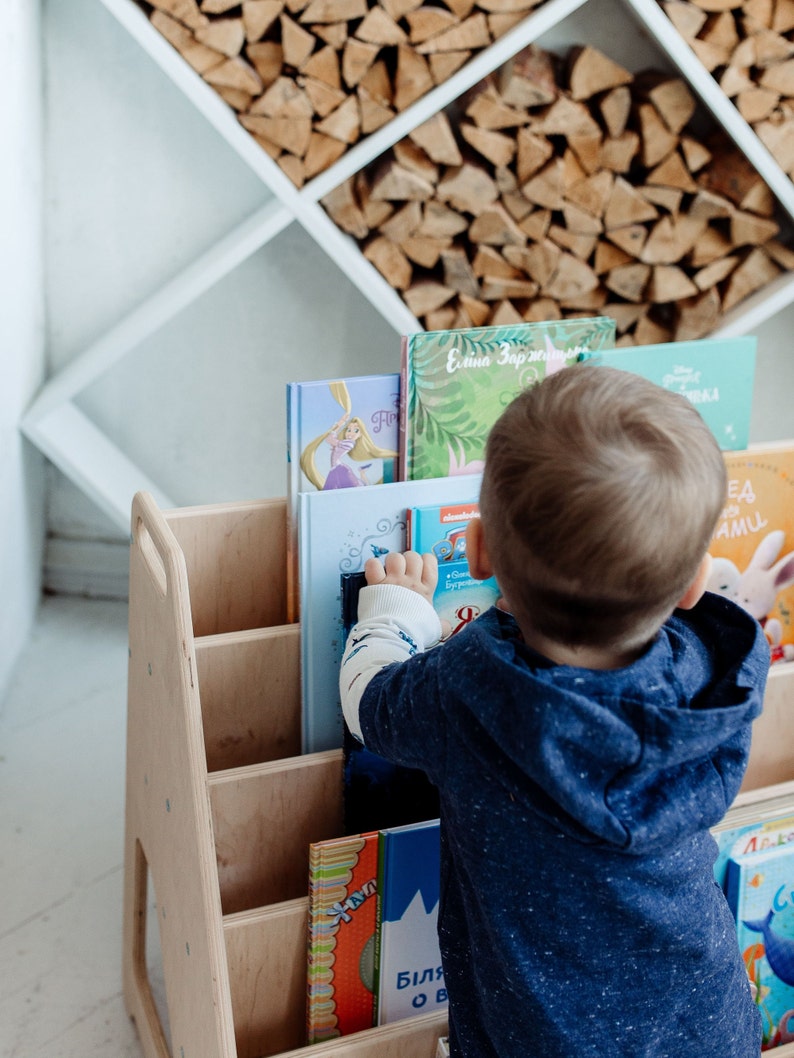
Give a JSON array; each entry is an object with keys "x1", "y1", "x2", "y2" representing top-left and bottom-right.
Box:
[
  {"x1": 375, "y1": 819, "x2": 446, "y2": 1025},
  {"x1": 400, "y1": 317, "x2": 615, "y2": 481},
  {"x1": 725, "y1": 842, "x2": 794, "y2": 1048},
  {"x1": 578, "y1": 337, "x2": 756, "y2": 451}
]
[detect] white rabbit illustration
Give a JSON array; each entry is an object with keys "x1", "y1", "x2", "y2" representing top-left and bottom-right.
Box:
[{"x1": 707, "y1": 530, "x2": 794, "y2": 662}]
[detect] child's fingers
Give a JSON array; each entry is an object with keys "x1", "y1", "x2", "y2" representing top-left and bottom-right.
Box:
[
  {"x1": 419, "y1": 551, "x2": 438, "y2": 589},
  {"x1": 364, "y1": 556, "x2": 387, "y2": 585},
  {"x1": 383, "y1": 551, "x2": 408, "y2": 578}
]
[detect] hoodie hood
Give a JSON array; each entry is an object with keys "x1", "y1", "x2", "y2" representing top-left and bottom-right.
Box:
[{"x1": 450, "y1": 591, "x2": 769, "y2": 854}]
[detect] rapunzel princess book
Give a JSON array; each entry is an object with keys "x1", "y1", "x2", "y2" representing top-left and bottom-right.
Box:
[
  {"x1": 400, "y1": 317, "x2": 615, "y2": 481},
  {"x1": 707, "y1": 442, "x2": 794, "y2": 666},
  {"x1": 286, "y1": 373, "x2": 400, "y2": 620}
]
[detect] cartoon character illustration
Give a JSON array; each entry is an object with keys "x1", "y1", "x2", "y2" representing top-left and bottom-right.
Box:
[
  {"x1": 300, "y1": 380, "x2": 398, "y2": 492},
  {"x1": 707, "y1": 530, "x2": 794, "y2": 663},
  {"x1": 744, "y1": 910, "x2": 794, "y2": 988}
]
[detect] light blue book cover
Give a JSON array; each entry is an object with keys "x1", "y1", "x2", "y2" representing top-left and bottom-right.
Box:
[
  {"x1": 299, "y1": 474, "x2": 483, "y2": 752},
  {"x1": 286, "y1": 373, "x2": 400, "y2": 620},
  {"x1": 725, "y1": 842, "x2": 794, "y2": 1048},
  {"x1": 375, "y1": 819, "x2": 446, "y2": 1026},
  {"x1": 578, "y1": 337, "x2": 756, "y2": 450}
]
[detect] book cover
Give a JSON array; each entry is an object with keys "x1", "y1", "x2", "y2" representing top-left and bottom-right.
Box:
[
  {"x1": 707, "y1": 442, "x2": 794, "y2": 665},
  {"x1": 400, "y1": 317, "x2": 615, "y2": 482},
  {"x1": 341, "y1": 570, "x2": 439, "y2": 836},
  {"x1": 578, "y1": 336, "x2": 756, "y2": 450},
  {"x1": 407, "y1": 499, "x2": 500, "y2": 632},
  {"x1": 307, "y1": 831, "x2": 380, "y2": 1043},
  {"x1": 298, "y1": 473, "x2": 483, "y2": 753},
  {"x1": 713, "y1": 782, "x2": 794, "y2": 889},
  {"x1": 286, "y1": 373, "x2": 400, "y2": 620},
  {"x1": 725, "y1": 842, "x2": 794, "y2": 1049},
  {"x1": 375, "y1": 819, "x2": 446, "y2": 1026}
]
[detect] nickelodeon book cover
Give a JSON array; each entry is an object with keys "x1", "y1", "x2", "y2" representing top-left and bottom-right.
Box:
[
  {"x1": 400, "y1": 317, "x2": 615, "y2": 482},
  {"x1": 707, "y1": 442, "x2": 794, "y2": 665},
  {"x1": 307, "y1": 831, "x2": 380, "y2": 1044},
  {"x1": 375, "y1": 819, "x2": 446, "y2": 1026},
  {"x1": 725, "y1": 842, "x2": 794, "y2": 1050}
]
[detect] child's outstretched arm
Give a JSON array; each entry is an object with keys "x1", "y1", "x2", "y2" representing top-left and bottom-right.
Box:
[{"x1": 339, "y1": 551, "x2": 442, "y2": 742}]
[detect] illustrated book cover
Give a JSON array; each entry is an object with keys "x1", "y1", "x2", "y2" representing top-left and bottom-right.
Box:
[
  {"x1": 307, "y1": 830, "x2": 379, "y2": 1043},
  {"x1": 286, "y1": 373, "x2": 400, "y2": 620},
  {"x1": 706, "y1": 441, "x2": 794, "y2": 666},
  {"x1": 713, "y1": 780, "x2": 794, "y2": 890},
  {"x1": 341, "y1": 570, "x2": 439, "y2": 836},
  {"x1": 400, "y1": 317, "x2": 615, "y2": 481},
  {"x1": 725, "y1": 841, "x2": 794, "y2": 1049},
  {"x1": 375, "y1": 819, "x2": 446, "y2": 1026},
  {"x1": 407, "y1": 499, "x2": 500, "y2": 635},
  {"x1": 578, "y1": 336, "x2": 757, "y2": 450},
  {"x1": 298, "y1": 473, "x2": 483, "y2": 753}
]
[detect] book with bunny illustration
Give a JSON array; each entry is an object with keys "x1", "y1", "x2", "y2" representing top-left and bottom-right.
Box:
[
  {"x1": 286, "y1": 373, "x2": 400, "y2": 620},
  {"x1": 707, "y1": 442, "x2": 794, "y2": 666},
  {"x1": 399, "y1": 317, "x2": 616, "y2": 482},
  {"x1": 725, "y1": 841, "x2": 794, "y2": 1049}
]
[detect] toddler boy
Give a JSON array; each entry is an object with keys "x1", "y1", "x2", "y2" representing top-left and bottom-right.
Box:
[{"x1": 340, "y1": 364, "x2": 769, "y2": 1057}]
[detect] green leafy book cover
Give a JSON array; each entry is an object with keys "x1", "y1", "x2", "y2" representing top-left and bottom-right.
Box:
[{"x1": 400, "y1": 318, "x2": 616, "y2": 481}]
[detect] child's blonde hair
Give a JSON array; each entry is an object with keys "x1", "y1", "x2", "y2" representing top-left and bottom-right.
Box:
[{"x1": 478, "y1": 363, "x2": 727, "y2": 651}]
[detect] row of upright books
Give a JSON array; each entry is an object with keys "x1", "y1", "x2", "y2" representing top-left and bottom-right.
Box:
[{"x1": 285, "y1": 316, "x2": 794, "y2": 1048}]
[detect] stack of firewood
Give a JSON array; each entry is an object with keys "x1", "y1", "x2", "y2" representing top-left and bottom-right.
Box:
[
  {"x1": 134, "y1": 0, "x2": 549, "y2": 185},
  {"x1": 661, "y1": 0, "x2": 794, "y2": 180},
  {"x1": 322, "y1": 43, "x2": 794, "y2": 341}
]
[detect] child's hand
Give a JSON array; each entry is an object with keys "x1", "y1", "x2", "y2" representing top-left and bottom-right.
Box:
[{"x1": 364, "y1": 550, "x2": 438, "y2": 608}]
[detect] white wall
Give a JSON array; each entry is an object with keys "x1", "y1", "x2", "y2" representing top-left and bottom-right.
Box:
[
  {"x1": 40, "y1": 0, "x2": 794, "y2": 597},
  {"x1": 0, "y1": 1, "x2": 47, "y2": 698}
]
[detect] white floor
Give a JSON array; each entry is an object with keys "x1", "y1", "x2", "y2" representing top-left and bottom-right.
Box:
[{"x1": 0, "y1": 595, "x2": 149, "y2": 1058}]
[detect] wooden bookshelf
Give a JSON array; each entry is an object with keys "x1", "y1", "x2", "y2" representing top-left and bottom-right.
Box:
[{"x1": 123, "y1": 490, "x2": 794, "y2": 1058}]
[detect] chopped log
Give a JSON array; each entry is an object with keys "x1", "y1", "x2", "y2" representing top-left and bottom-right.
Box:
[
  {"x1": 371, "y1": 161, "x2": 436, "y2": 201},
  {"x1": 364, "y1": 236, "x2": 413, "y2": 289},
  {"x1": 548, "y1": 224, "x2": 598, "y2": 261},
  {"x1": 730, "y1": 210, "x2": 779, "y2": 246},
  {"x1": 639, "y1": 185, "x2": 684, "y2": 214},
  {"x1": 564, "y1": 169, "x2": 613, "y2": 217},
  {"x1": 466, "y1": 83, "x2": 527, "y2": 129},
  {"x1": 216, "y1": 85, "x2": 254, "y2": 110},
  {"x1": 425, "y1": 306, "x2": 460, "y2": 330},
  {"x1": 358, "y1": 59, "x2": 393, "y2": 106},
  {"x1": 515, "y1": 129, "x2": 554, "y2": 184},
  {"x1": 299, "y1": 0, "x2": 367, "y2": 21},
  {"x1": 567, "y1": 133, "x2": 604, "y2": 175},
  {"x1": 509, "y1": 239, "x2": 560, "y2": 286},
  {"x1": 315, "y1": 94, "x2": 360, "y2": 143},
  {"x1": 358, "y1": 88, "x2": 394, "y2": 133},
  {"x1": 773, "y1": 0, "x2": 794, "y2": 33},
  {"x1": 481, "y1": 276, "x2": 540, "y2": 299},
  {"x1": 418, "y1": 201, "x2": 470, "y2": 237},
  {"x1": 277, "y1": 152, "x2": 305, "y2": 185},
  {"x1": 394, "y1": 45, "x2": 435, "y2": 110},
  {"x1": 759, "y1": 57, "x2": 794, "y2": 93},
  {"x1": 300, "y1": 44, "x2": 341, "y2": 89},
  {"x1": 441, "y1": 246, "x2": 481, "y2": 296},
  {"x1": 380, "y1": 0, "x2": 424, "y2": 20},
  {"x1": 151, "y1": 11, "x2": 226, "y2": 74},
  {"x1": 491, "y1": 299, "x2": 525, "y2": 324},
  {"x1": 321, "y1": 177, "x2": 369, "y2": 238},
  {"x1": 604, "y1": 301, "x2": 646, "y2": 333},
  {"x1": 523, "y1": 297, "x2": 562, "y2": 321},
  {"x1": 401, "y1": 234, "x2": 451, "y2": 267},
  {"x1": 607, "y1": 223, "x2": 648, "y2": 257},
  {"x1": 534, "y1": 95, "x2": 602, "y2": 139},
  {"x1": 341, "y1": 38, "x2": 380, "y2": 89},
  {"x1": 312, "y1": 22, "x2": 347, "y2": 48},
  {"x1": 393, "y1": 139, "x2": 439, "y2": 183},
  {"x1": 428, "y1": 51, "x2": 471, "y2": 84},
  {"x1": 279, "y1": 14, "x2": 316, "y2": 68},
  {"x1": 662, "y1": 0, "x2": 708, "y2": 38},
  {"x1": 239, "y1": 111, "x2": 312, "y2": 152},
  {"x1": 521, "y1": 158, "x2": 564, "y2": 211},
  {"x1": 541, "y1": 251, "x2": 599, "y2": 300},
  {"x1": 242, "y1": 0, "x2": 284, "y2": 41},
  {"x1": 195, "y1": 16, "x2": 245, "y2": 55},
  {"x1": 560, "y1": 201, "x2": 603, "y2": 236},
  {"x1": 689, "y1": 225, "x2": 733, "y2": 266},
  {"x1": 647, "y1": 264, "x2": 698, "y2": 303},
  {"x1": 567, "y1": 46, "x2": 632, "y2": 101},
  {"x1": 203, "y1": 0, "x2": 243, "y2": 12},
  {"x1": 755, "y1": 116, "x2": 794, "y2": 172},
  {"x1": 593, "y1": 239, "x2": 633, "y2": 274},
  {"x1": 599, "y1": 131, "x2": 640, "y2": 173},
  {"x1": 640, "y1": 214, "x2": 706, "y2": 263},
  {"x1": 473, "y1": 244, "x2": 525, "y2": 277},
  {"x1": 754, "y1": 27, "x2": 794, "y2": 66},
  {"x1": 680, "y1": 135, "x2": 712, "y2": 173},
  {"x1": 721, "y1": 247, "x2": 781, "y2": 311},
  {"x1": 599, "y1": 85, "x2": 631, "y2": 138},
  {"x1": 700, "y1": 11, "x2": 740, "y2": 59},
  {"x1": 410, "y1": 113, "x2": 463, "y2": 167},
  {"x1": 638, "y1": 102, "x2": 678, "y2": 167},
  {"x1": 633, "y1": 314, "x2": 671, "y2": 344},
  {"x1": 460, "y1": 123, "x2": 517, "y2": 167},
  {"x1": 301, "y1": 76, "x2": 347, "y2": 117},
  {"x1": 150, "y1": 0, "x2": 209, "y2": 31},
  {"x1": 356, "y1": 7, "x2": 409, "y2": 45},
  {"x1": 646, "y1": 150, "x2": 698, "y2": 192},
  {"x1": 604, "y1": 176, "x2": 659, "y2": 228},
  {"x1": 437, "y1": 163, "x2": 499, "y2": 213},
  {"x1": 205, "y1": 56, "x2": 264, "y2": 93},
  {"x1": 693, "y1": 254, "x2": 739, "y2": 290},
  {"x1": 604, "y1": 262, "x2": 651, "y2": 302},
  {"x1": 379, "y1": 201, "x2": 422, "y2": 242},
  {"x1": 443, "y1": 0, "x2": 478, "y2": 19},
  {"x1": 675, "y1": 288, "x2": 721, "y2": 340},
  {"x1": 498, "y1": 45, "x2": 557, "y2": 108},
  {"x1": 646, "y1": 77, "x2": 696, "y2": 134},
  {"x1": 519, "y1": 207, "x2": 552, "y2": 241},
  {"x1": 720, "y1": 63, "x2": 755, "y2": 97},
  {"x1": 304, "y1": 130, "x2": 347, "y2": 174},
  {"x1": 765, "y1": 238, "x2": 794, "y2": 268},
  {"x1": 740, "y1": 174, "x2": 775, "y2": 215},
  {"x1": 459, "y1": 293, "x2": 491, "y2": 327},
  {"x1": 403, "y1": 281, "x2": 456, "y2": 316},
  {"x1": 253, "y1": 74, "x2": 314, "y2": 116},
  {"x1": 406, "y1": 7, "x2": 460, "y2": 44},
  {"x1": 468, "y1": 203, "x2": 527, "y2": 244},
  {"x1": 416, "y1": 13, "x2": 491, "y2": 53},
  {"x1": 247, "y1": 41, "x2": 283, "y2": 84}
]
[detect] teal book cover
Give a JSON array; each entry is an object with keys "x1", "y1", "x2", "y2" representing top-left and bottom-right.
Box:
[
  {"x1": 375, "y1": 819, "x2": 446, "y2": 1026},
  {"x1": 578, "y1": 336, "x2": 756, "y2": 450},
  {"x1": 725, "y1": 842, "x2": 794, "y2": 1049},
  {"x1": 400, "y1": 317, "x2": 615, "y2": 481}
]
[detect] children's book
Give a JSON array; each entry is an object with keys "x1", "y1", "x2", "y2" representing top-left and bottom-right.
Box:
[
  {"x1": 375, "y1": 819, "x2": 446, "y2": 1026},
  {"x1": 341, "y1": 570, "x2": 440, "y2": 836},
  {"x1": 713, "y1": 780, "x2": 794, "y2": 890},
  {"x1": 707, "y1": 442, "x2": 794, "y2": 666},
  {"x1": 298, "y1": 473, "x2": 483, "y2": 753},
  {"x1": 400, "y1": 317, "x2": 615, "y2": 481},
  {"x1": 725, "y1": 841, "x2": 794, "y2": 1049},
  {"x1": 307, "y1": 830, "x2": 379, "y2": 1043},
  {"x1": 578, "y1": 336, "x2": 756, "y2": 450},
  {"x1": 286, "y1": 373, "x2": 400, "y2": 620},
  {"x1": 407, "y1": 499, "x2": 500, "y2": 635}
]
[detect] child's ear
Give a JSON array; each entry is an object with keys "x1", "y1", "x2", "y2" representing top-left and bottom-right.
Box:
[
  {"x1": 466, "y1": 518, "x2": 494, "y2": 581},
  {"x1": 677, "y1": 553, "x2": 713, "y2": 611}
]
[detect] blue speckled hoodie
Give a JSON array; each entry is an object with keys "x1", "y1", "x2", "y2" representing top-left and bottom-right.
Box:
[{"x1": 352, "y1": 591, "x2": 769, "y2": 1057}]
